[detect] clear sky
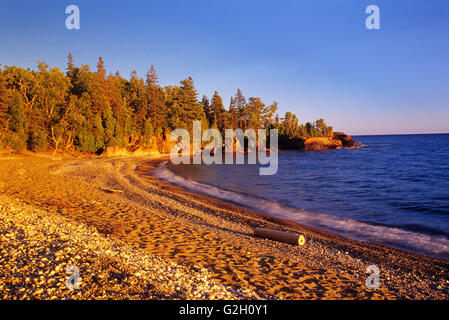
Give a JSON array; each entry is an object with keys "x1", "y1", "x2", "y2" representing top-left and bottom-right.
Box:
[{"x1": 1, "y1": 0, "x2": 448, "y2": 135}]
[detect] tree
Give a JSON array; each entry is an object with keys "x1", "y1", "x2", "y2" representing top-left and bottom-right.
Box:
[
  {"x1": 36, "y1": 62, "x2": 70, "y2": 122},
  {"x1": 67, "y1": 52, "x2": 75, "y2": 78},
  {"x1": 305, "y1": 122, "x2": 313, "y2": 137},
  {"x1": 280, "y1": 112, "x2": 300, "y2": 137},
  {"x1": 0, "y1": 68, "x2": 8, "y2": 131},
  {"x1": 128, "y1": 70, "x2": 148, "y2": 135},
  {"x1": 0, "y1": 56, "x2": 339, "y2": 154},
  {"x1": 27, "y1": 126, "x2": 48, "y2": 152},
  {"x1": 142, "y1": 117, "x2": 154, "y2": 146},
  {"x1": 35, "y1": 62, "x2": 71, "y2": 153},
  {"x1": 103, "y1": 104, "x2": 116, "y2": 146},
  {"x1": 175, "y1": 77, "x2": 206, "y2": 131},
  {"x1": 209, "y1": 91, "x2": 229, "y2": 132},
  {"x1": 233, "y1": 89, "x2": 247, "y2": 129},
  {"x1": 201, "y1": 95, "x2": 211, "y2": 124},
  {"x1": 146, "y1": 65, "x2": 167, "y2": 132},
  {"x1": 3, "y1": 66, "x2": 39, "y2": 112},
  {"x1": 263, "y1": 101, "x2": 278, "y2": 128},
  {"x1": 6, "y1": 91, "x2": 27, "y2": 151},
  {"x1": 228, "y1": 96, "x2": 239, "y2": 129},
  {"x1": 246, "y1": 97, "x2": 265, "y2": 130},
  {"x1": 314, "y1": 118, "x2": 333, "y2": 137},
  {"x1": 146, "y1": 65, "x2": 158, "y2": 86},
  {"x1": 96, "y1": 56, "x2": 106, "y2": 80},
  {"x1": 106, "y1": 73, "x2": 131, "y2": 146}
]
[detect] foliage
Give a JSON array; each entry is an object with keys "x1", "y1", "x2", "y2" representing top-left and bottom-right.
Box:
[{"x1": 0, "y1": 55, "x2": 335, "y2": 153}]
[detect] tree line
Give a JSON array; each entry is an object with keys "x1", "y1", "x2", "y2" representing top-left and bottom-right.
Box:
[{"x1": 0, "y1": 54, "x2": 334, "y2": 154}]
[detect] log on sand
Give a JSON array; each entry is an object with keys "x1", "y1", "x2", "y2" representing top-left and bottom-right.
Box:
[
  {"x1": 100, "y1": 188, "x2": 124, "y2": 194},
  {"x1": 253, "y1": 228, "x2": 305, "y2": 246}
]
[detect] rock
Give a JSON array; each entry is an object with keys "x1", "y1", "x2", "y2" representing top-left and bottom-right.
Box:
[
  {"x1": 333, "y1": 132, "x2": 356, "y2": 148},
  {"x1": 34, "y1": 288, "x2": 44, "y2": 295},
  {"x1": 303, "y1": 137, "x2": 342, "y2": 151}
]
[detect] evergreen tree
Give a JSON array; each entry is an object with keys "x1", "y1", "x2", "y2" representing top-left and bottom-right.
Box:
[
  {"x1": 233, "y1": 89, "x2": 247, "y2": 129},
  {"x1": 178, "y1": 77, "x2": 206, "y2": 131},
  {"x1": 201, "y1": 95, "x2": 211, "y2": 124},
  {"x1": 96, "y1": 56, "x2": 106, "y2": 80},
  {"x1": 246, "y1": 97, "x2": 265, "y2": 130},
  {"x1": 67, "y1": 52, "x2": 75, "y2": 78},
  {"x1": 280, "y1": 112, "x2": 300, "y2": 137},
  {"x1": 210, "y1": 91, "x2": 229, "y2": 132},
  {"x1": 143, "y1": 117, "x2": 154, "y2": 146},
  {"x1": 103, "y1": 104, "x2": 116, "y2": 146},
  {"x1": 128, "y1": 70, "x2": 148, "y2": 134},
  {"x1": 0, "y1": 56, "x2": 337, "y2": 153},
  {"x1": 228, "y1": 96, "x2": 239, "y2": 129},
  {"x1": 145, "y1": 65, "x2": 166, "y2": 132}
]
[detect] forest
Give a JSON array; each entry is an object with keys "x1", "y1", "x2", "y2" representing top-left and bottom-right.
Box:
[{"x1": 0, "y1": 54, "x2": 335, "y2": 154}]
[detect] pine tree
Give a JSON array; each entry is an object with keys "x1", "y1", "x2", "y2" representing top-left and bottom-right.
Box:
[
  {"x1": 96, "y1": 56, "x2": 106, "y2": 80},
  {"x1": 106, "y1": 73, "x2": 130, "y2": 146},
  {"x1": 234, "y1": 89, "x2": 247, "y2": 129},
  {"x1": 0, "y1": 56, "x2": 337, "y2": 153},
  {"x1": 145, "y1": 65, "x2": 166, "y2": 133},
  {"x1": 178, "y1": 77, "x2": 206, "y2": 131},
  {"x1": 67, "y1": 53, "x2": 75, "y2": 78},
  {"x1": 228, "y1": 96, "x2": 238, "y2": 129},
  {"x1": 247, "y1": 97, "x2": 262, "y2": 129},
  {"x1": 210, "y1": 91, "x2": 228, "y2": 132},
  {"x1": 201, "y1": 95, "x2": 211, "y2": 124},
  {"x1": 263, "y1": 101, "x2": 278, "y2": 128},
  {"x1": 128, "y1": 70, "x2": 148, "y2": 134},
  {"x1": 89, "y1": 57, "x2": 109, "y2": 116},
  {"x1": 103, "y1": 104, "x2": 116, "y2": 146},
  {"x1": 143, "y1": 117, "x2": 154, "y2": 146},
  {"x1": 146, "y1": 65, "x2": 158, "y2": 86},
  {"x1": 280, "y1": 112, "x2": 300, "y2": 137}
]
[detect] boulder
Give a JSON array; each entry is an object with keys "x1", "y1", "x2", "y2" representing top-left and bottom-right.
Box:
[
  {"x1": 333, "y1": 132, "x2": 356, "y2": 148},
  {"x1": 303, "y1": 137, "x2": 342, "y2": 151}
]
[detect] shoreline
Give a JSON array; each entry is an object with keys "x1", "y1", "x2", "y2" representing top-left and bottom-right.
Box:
[
  {"x1": 148, "y1": 158, "x2": 449, "y2": 262},
  {"x1": 1, "y1": 153, "x2": 448, "y2": 299}
]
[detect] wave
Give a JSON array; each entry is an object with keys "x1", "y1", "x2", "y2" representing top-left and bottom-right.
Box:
[{"x1": 153, "y1": 161, "x2": 449, "y2": 259}]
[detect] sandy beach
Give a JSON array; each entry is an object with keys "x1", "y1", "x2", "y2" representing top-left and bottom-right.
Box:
[{"x1": 1, "y1": 153, "x2": 448, "y2": 300}]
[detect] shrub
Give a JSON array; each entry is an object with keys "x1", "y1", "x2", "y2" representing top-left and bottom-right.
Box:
[{"x1": 27, "y1": 127, "x2": 48, "y2": 152}]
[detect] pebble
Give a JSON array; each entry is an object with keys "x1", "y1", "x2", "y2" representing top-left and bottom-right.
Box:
[{"x1": 0, "y1": 194, "x2": 254, "y2": 300}]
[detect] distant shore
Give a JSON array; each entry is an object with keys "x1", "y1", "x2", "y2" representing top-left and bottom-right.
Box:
[{"x1": 1, "y1": 153, "x2": 448, "y2": 299}]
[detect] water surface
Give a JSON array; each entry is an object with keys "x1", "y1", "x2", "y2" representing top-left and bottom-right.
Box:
[{"x1": 154, "y1": 134, "x2": 449, "y2": 259}]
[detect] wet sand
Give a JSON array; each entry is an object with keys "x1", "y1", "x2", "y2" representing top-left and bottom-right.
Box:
[{"x1": 0, "y1": 153, "x2": 448, "y2": 299}]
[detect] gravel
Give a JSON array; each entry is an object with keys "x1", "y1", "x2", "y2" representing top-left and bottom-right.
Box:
[{"x1": 0, "y1": 194, "x2": 259, "y2": 300}]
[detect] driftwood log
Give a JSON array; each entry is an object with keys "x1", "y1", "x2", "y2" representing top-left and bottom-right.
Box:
[
  {"x1": 100, "y1": 188, "x2": 124, "y2": 194},
  {"x1": 253, "y1": 228, "x2": 305, "y2": 246}
]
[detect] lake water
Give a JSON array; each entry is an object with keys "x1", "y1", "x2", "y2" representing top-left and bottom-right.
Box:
[{"x1": 154, "y1": 134, "x2": 449, "y2": 259}]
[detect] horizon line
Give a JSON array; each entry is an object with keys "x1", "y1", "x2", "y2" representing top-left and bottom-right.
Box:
[{"x1": 352, "y1": 132, "x2": 449, "y2": 137}]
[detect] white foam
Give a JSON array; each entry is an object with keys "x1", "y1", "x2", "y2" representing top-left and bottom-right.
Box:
[{"x1": 154, "y1": 161, "x2": 449, "y2": 259}]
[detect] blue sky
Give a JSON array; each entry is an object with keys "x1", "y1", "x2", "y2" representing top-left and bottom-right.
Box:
[{"x1": 1, "y1": 0, "x2": 448, "y2": 135}]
